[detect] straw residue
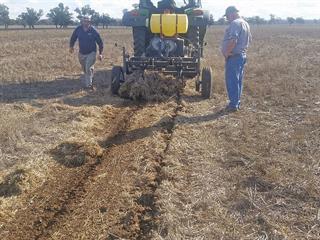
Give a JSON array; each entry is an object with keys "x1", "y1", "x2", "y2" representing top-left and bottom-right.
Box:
[{"x1": 119, "y1": 71, "x2": 184, "y2": 102}]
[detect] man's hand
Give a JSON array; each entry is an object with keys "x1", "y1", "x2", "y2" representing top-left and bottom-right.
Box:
[
  {"x1": 69, "y1": 47, "x2": 74, "y2": 54},
  {"x1": 98, "y1": 54, "x2": 103, "y2": 61},
  {"x1": 224, "y1": 39, "x2": 237, "y2": 60},
  {"x1": 224, "y1": 52, "x2": 232, "y2": 60}
]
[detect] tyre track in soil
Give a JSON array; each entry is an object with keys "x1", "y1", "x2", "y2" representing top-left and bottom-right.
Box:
[
  {"x1": 1, "y1": 97, "x2": 181, "y2": 239},
  {"x1": 133, "y1": 97, "x2": 182, "y2": 240},
  {"x1": 1, "y1": 102, "x2": 140, "y2": 240}
]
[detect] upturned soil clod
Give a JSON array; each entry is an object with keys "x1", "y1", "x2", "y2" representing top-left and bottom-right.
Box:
[{"x1": 119, "y1": 71, "x2": 184, "y2": 102}]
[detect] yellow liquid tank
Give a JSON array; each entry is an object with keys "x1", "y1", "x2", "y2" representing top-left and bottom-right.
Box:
[{"x1": 150, "y1": 14, "x2": 188, "y2": 37}]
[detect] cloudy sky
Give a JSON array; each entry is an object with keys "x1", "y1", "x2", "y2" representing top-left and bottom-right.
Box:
[{"x1": 2, "y1": 0, "x2": 320, "y2": 20}]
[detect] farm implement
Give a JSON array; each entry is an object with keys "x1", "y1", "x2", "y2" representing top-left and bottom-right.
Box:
[{"x1": 111, "y1": 0, "x2": 213, "y2": 99}]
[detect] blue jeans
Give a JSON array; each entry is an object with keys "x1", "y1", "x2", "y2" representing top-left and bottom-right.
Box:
[{"x1": 225, "y1": 54, "x2": 247, "y2": 109}]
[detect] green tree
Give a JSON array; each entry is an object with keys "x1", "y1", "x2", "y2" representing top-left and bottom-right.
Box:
[
  {"x1": 47, "y1": 3, "x2": 72, "y2": 28},
  {"x1": 256, "y1": 16, "x2": 266, "y2": 24},
  {"x1": 100, "y1": 14, "x2": 111, "y2": 29},
  {"x1": 91, "y1": 12, "x2": 101, "y2": 26},
  {"x1": 269, "y1": 14, "x2": 276, "y2": 24},
  {"x1": 74, "y1": 5, "x2": 95, "y2": 20},
  {"x1": 217, "y1": 17, "x2": 226, "y2": 25},
  {"x1": 246, "y1": 16, "x2": 266, "y2": 25},
  {"x1": 18, "y1": 8, "x2": 43, "y2": 29},
  {"x1": 296, "y1": 17, "x2": 305, "y2": 24},
  {"x1": 287, "y1": 17, "x2": 295, "y2": 25},
  {"x1": 16, "y1": 16, "x2": 27, "y2": 28},
  {"x1": 0, "y1": 4, "x2": 10, "y2": 29}
]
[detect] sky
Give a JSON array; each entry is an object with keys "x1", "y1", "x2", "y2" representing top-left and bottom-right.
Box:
[{"x1": 2, "y1": 0, "x2": 320, "y2": 20}]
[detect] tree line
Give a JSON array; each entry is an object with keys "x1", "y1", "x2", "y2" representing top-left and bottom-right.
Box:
[
  {"x1": 211, "y1": 14, "x2": 318, "y2": 26},
  {"x1": 1, "y1": 2, "x2": 319, "y2": 29},
  {"x1": 0, "y1": 3, "x2": 120, "y2": 29}
]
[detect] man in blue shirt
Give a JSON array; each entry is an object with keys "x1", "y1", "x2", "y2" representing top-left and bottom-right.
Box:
[
  {"x1": 221, "y1": 6, "x2": 252, "y2": 112},
  {"x1": 70, "y1": 16, "x2": 104, "y2": 90}
]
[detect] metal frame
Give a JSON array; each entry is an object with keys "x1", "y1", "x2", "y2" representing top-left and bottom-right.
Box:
[{"x1": 123, "y1": 47, "x2": 201, "y2": 79}]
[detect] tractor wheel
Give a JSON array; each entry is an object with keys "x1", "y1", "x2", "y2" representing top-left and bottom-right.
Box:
[
  {"x1": 201, "y1": 67, "x2": 213, "y2": 99},
  {"x1": 111, "y1": 66, "x2": 124, "y2": 95},
  {"x1": 133, "y1": 27, "x2": 147, "y2": 57}
]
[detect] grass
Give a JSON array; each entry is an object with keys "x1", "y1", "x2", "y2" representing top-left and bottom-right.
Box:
[
  {"x1": 0, "y1": 28, "x2": 131, "y2": 84},
  {"x1": 0, "y1": 27, "x2": 129, "y2": 172}
]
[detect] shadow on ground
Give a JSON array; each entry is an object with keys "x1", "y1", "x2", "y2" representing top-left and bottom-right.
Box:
[
  {"x1": 101, "y1": 118, "x2": 174, "y2": 148},
  {"x1": 0, "y1": 70, "x2": 119, "y2": 107},
  {"x1": 176, "y1": 109, "x2": 228, "y2": 125},
  {"x1": 50, "y1": 141, "x2": 103, "y2": 168},
  {"x1": 0, "y1": 169, "x2": 25, "y2": 198},
  {"x1": 99, "y1": 109, "x2": 227, "y2": 149}
]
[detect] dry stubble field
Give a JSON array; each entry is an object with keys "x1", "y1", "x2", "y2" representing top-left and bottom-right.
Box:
[{"x1": 0, "y1": 25, "x2": 319, "y2": 239}]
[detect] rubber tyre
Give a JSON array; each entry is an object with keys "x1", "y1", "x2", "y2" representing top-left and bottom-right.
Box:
[
  {"x1": 201, "y1": 67, "x2": 213, "y2": 99},
  {"x1": 111, "y1": 66, "x2": 124, "y2": 95},
  {"x1": 133, "y1": 27, "x2": 147, "y2": 57}
]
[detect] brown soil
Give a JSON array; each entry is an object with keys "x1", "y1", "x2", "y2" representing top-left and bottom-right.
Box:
[{"x1": 0, "y1": 99, "x2": 180, "y2": 239}]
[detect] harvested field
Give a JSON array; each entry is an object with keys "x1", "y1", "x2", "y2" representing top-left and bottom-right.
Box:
[{"x1": 0, "y1": 26, "x2": 319, "y2": 239}]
